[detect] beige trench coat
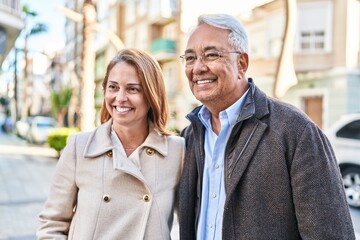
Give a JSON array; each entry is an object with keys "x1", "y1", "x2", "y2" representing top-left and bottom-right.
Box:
[{"x1": 37, "y1": 120, "x2": 185, "y2": 240}]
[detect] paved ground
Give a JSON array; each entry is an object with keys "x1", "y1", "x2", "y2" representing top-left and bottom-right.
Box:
[{"x1": 0, "y1": 132, "x2": 58, "y2": 240}]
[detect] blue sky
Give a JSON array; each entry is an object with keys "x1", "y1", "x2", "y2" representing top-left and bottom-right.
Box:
[{"x1": 17, "y1": 0, "x2": 66, "y2": 54}]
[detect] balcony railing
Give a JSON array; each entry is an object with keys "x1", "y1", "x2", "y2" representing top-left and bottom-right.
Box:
[
  {"x1": 150, "y1": 38, "x2": 177, "y2": 62},
  {"x1": 151, "y1": 38, "x2": 176, "y2": 53},
  {"x1": 0, "y1": 0, "x2": 22, "y2": 16}
]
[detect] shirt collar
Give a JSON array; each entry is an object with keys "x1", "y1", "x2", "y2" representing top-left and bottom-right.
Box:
[{"x1": 198, "y1": 89, "x2": 250, "y2": 128}]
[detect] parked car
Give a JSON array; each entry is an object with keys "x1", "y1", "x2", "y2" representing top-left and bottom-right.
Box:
[
  {"x1": 26, "y1": 116, "x2": 57, "y2": 144},
  {"x1": 325, "y1": 113, "x2": 360, "y2": 208},
  {"x1": 14, "y1": 117, "x2": 33, "y2": 139}
]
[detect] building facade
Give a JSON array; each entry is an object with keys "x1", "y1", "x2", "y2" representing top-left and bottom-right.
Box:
[
  {"x1": 243, "y1": 0, "x2": 360, "y2": 129},
  {"x1": 0, "y1": 0, "x2": 23, "y2": 66},
  {"x1": 71, "y1": 0, "x2": 198, "y2": 131}
]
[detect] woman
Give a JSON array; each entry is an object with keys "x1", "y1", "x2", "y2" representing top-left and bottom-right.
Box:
[{"x1": 37, "y1": 49, "x2": 184, "y2": 239}]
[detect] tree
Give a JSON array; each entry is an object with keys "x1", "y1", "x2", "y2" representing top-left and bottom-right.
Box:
[
  {"x1": 21, "y1": 5, "x2": 47, "y2": 119},
  {"x1": 50, "y1": 87, "x2": 72, "y2": 127},
  {"x1": 56, "y1": 3, "x2": 124, "y2": 131},
  {"x1": 273, "y1": 0, "x2": 297, "y2": 98},
  {"x1": 79, "y1": 0, "x2": 96, "y2": 131}
]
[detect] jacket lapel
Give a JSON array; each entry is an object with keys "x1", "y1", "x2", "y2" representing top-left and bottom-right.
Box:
[
  {"x1": 224, "y1": 80, "x2": 270, "y2": 196},
  {"x1": 225, "y1": 117, "x2": 268, "y2": 195}
]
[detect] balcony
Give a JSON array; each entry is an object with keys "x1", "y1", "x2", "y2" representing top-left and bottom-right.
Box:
[
  {"x1": 149, "y1": 0, "x2": 178, "y2": 25},
  {"x1": 0, "y1": 0, "x2": 24, "y2": 65},
  {"x1": 150, "y1": 38, "x2": 177, "y2": 62}
]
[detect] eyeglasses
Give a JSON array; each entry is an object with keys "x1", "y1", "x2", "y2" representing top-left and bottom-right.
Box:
[{"x1": 180, "y1": 51, "x2": 241, "y2": 67}]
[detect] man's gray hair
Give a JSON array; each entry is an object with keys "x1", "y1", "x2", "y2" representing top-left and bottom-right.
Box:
[{"x1": 198, "y1": 14, "x2": 249, "y2": 54}]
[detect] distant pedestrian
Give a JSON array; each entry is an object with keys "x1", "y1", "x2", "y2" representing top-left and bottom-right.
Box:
[
  {"x1": 178, "y1": 13, "x2": 355, "y2": 239},
  {"x1": 37, "y1": 49, "x2": 184, "y2": 239}
]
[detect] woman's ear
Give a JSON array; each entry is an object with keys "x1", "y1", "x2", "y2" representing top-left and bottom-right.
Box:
[{"x1": 238, "y1": 53, "x2": 249, "y2": 74}]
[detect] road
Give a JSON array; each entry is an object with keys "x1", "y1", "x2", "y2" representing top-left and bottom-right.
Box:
[{"x1": 0, "y1": 131, "x2": 358, "y2": 239}]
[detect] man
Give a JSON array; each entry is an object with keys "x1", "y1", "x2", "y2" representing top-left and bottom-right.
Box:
[{"x1": 179, "y1": 14, "x2": 355, "y2": 240}]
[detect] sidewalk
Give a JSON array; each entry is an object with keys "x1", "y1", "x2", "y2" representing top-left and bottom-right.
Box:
[{"x1": 0, "y1": 132, "x2": 58, "y2": 240}]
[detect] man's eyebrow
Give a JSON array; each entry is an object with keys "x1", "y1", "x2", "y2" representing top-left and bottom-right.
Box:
[
  {"x1": 203, "y1": 46, "x2": 218, "y2": 51},
  {"x1": 184, "y1": 46, "x2": 219, "y2": 54}
]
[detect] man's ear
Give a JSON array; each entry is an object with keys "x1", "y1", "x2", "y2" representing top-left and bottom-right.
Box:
[{"x1": 238, "y1": 53, "x2": 249, "y2": 74}]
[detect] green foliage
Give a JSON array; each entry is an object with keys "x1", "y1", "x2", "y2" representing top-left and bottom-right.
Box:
[
  {"x1": 22, "y1": 4, "x2": 47, "y2": 36},
  {"x1": 22, "y1": 5, "x2": 37, "y2": 16},
  {"x1": 47, "y1": 127, "x2": 79, "y2": 153},
  {"x1": 167, "y1": 127, "x2": 180, "y2": 135},
  {"x1": 29, "y1": 23, "x2": 48, "y2": 35},
  {"x1": 50, "y1": 88, "x2": 72, "y2": 114}
]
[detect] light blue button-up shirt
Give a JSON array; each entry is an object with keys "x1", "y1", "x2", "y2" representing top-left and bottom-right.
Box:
[{"x1": 196, "y1": 90, "x2": 249, "y2": 240}]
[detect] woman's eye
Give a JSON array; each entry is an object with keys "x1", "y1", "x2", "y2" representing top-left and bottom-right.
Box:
[{"x1": 128, "y1": 87, "x2": 140, "y2": 93}]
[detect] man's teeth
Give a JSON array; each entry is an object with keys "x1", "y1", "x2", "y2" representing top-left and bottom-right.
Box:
[
  {"x1": 115, "y1": 107, "x2": 132, "y2": 112},
  {"x1": 197, "y1": 80, "x2": 213, "y2": 84}
]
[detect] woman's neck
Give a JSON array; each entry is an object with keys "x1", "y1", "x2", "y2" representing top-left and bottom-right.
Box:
[{"x1": 113, "y1": 121, "x2": 149, "y2": 155}]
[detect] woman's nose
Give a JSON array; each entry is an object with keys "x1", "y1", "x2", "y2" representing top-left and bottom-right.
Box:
[{"x1": 115, "y1": 90, "x2": 128, "y2": 101}]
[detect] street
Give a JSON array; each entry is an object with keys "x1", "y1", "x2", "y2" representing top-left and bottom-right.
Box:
[{"x1": 0, "y1": 131, "x2": 359, "y2": 239}]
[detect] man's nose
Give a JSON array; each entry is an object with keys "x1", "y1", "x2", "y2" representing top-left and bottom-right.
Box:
[{"x1": 192, "y1": 56, "x2": 208, "y2": 73}]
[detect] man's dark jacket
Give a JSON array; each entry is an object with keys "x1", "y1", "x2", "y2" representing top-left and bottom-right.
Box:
[{"x1": 179, "y1": 80, "x2": 355, "y2": 239}]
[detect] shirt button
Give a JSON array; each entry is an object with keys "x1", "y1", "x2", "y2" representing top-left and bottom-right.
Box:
[
  {"x1": 143, "y1": 194, "x2": 151, "y2": 202},
  {"x1": 214, "y1": 163, "x2": 219, "y2": 169},
  {"x1": 211, "y1": 193, "x2": 216, "y2": 198},
  {"x1": 103, "y1": 194, "x2": 111, "y2": 202},
  {"x1": 208, "y1": 224, "x2": 213, "y2": 229}
]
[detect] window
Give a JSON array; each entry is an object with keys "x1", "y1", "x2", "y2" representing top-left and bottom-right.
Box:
[
  {"x1": 125, "y1": 0, "x2": 136, "y2": 24},
  {"x1": 296, "y1": 2, "x2": 333, "y2": 53},
  {"x1": 137, "y1": 0, "x2": 147, "y2": 17},
  {"x1": 300, "y1": 30, "x2": 325, "y2": 50},
  {"x1": 336, "y1": 120, "x2": 360, "y2": 140},
  {"x1": 266, "y1": 10, "x2": 284, "y2": 58}
]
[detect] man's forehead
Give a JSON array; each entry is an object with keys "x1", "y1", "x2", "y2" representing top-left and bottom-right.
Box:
[{"x1": 185, "y1": 25, "x2": 231, "y2": 51}]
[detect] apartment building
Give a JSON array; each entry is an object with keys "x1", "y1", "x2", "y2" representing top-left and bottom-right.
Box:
[
  {"x1": 116, "y1": 0, "x2": 196, "y2": 130},
  {"x1": 91, "y1": 0, "x2": 197, "y2": 130},
  {"x1": 242, "y1": 0, "x2": 360, "y2": 129},
  {"x1": 64, "y1": 0, "x2": 197, "y2": 130},
  {"x1": 0, "y1": 0, "x2": 23, "y2": 66}
]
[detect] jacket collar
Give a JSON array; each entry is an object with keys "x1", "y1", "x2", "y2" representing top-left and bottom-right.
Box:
[
  {"x1": 83, "y1": 120, "x2": 168, "y2": 158},
  {"x1": 186, "y1": 78, "x2": 270, "y2": 125}
]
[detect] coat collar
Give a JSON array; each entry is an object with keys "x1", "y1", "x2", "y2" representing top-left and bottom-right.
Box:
[
  {"x1": 186, "y1": 78, "x2": 270, "y2": 125},
  {"x1": 83, "y1": 120, "x2": 168, "y2": 158}
]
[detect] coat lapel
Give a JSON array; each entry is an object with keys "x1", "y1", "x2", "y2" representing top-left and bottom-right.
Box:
[
  {"x1": 83, "y1": 120, "x2": 114, "y2": 158},
  {"x1": 224, "y1": 80, "x2": 270, "y2": 196},
  {"x1": 225, "y1": 117, "x2": 268, "y2": 196}
]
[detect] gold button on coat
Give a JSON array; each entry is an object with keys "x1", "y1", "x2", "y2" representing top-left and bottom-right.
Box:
[
  {"x1": 103, "y1": 195, "x2": 111, "y2": 202},
  {"x1": 143, "y1": 194, "x2": 151, "y2": 202},
  {"x1": 145, "y1": 148, "x2": 154, "y2": 155},
  {"x1": 106, "y1": 151, "x2": 113, "y2": 157}
]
